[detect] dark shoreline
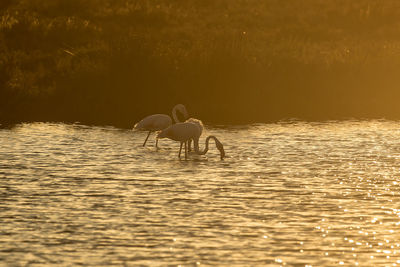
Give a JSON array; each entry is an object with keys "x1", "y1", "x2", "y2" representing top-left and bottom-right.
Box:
[
  {"x1": 2, "y1": 1, "x2": 400, "y2": 129},
  {"x1": 2, "y1": 111, "x2": 400, "y2": 130}
]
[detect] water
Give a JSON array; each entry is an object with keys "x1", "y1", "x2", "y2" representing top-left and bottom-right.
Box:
[{"x1": 1, "y1": 120, "x2": 400, "y2": 266}]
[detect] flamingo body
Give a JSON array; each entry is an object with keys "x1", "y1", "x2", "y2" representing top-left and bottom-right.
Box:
[
  {"x1": 157, "y1": 122, "x2": 200, "y2": 142},
  {"x1": 158, "y1": 121, "x2": 225, "y2": 160},
  {"x1": 134, "y1": 114, "x2": 172, "y2": 132}
]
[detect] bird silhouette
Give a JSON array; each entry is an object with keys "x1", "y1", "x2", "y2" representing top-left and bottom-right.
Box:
[
  {"x1": 157, "y1": 121, "x2": 225, "y2": 160},
  {"x1": 134, "y1": 104, "x2": 188, "y2": 147}
]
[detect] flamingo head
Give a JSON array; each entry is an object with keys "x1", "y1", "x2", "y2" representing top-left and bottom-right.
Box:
[
  {"x1": 157, "y1": 128, "x2": 168, "y2": 139},
  {"x1": 214, "y1": 138, "x2": 225, "y2": 160}
]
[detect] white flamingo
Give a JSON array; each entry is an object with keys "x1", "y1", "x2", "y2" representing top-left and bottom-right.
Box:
[
  {"x1": 157, "y1": 121, "x2": 225, "y2": 160},
  {"x1": 134, "y1": 104, "x2": 189, "y2": 147}
]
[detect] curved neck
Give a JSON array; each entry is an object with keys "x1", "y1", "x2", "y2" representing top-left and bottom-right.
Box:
[
  {"x1": 172, "y1": 105, "x2": 180, "y2": 123},
  {"x1": 193, "y1": 136, "x2": 217, "y2": 155},
  {"x1": 172, "y1": 104, "x2": 188, "y2": 123}
]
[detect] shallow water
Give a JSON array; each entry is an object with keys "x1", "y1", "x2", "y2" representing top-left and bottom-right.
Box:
[{"x1": 1, "y1": 121, "x2": 400, "y2": 266}]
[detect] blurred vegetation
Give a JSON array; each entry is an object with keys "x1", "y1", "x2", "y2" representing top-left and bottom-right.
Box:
[{"x1": 2, "y1": 0, "x2": 400, "y2": 126}]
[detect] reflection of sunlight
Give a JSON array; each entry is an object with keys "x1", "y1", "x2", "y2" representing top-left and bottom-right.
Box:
[{"x1": 2, "y1": 120, "x2": 400, "y2": 266}]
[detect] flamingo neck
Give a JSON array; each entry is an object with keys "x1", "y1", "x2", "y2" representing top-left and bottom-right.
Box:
[
  {"x1": 172, "y1": 104, "x2": 188, "y2": 123},
  {"x1": 172, "y1": 106, "x2": 180, "y2": 123},
  {"x1": 194, "y1": 136, "x2": 216, "y2": 155}
]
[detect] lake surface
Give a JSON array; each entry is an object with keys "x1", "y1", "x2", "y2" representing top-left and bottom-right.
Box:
[{"x1": 1, "y1": 120, "x2": 400, "y2": 266}]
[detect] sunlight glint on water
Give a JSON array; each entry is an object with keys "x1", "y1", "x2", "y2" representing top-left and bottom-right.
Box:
[{"x1": 1, "y1": 121, "x2": 400, "y2": 266}]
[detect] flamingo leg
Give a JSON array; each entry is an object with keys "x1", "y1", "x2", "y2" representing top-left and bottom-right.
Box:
[
  {"x1": 155, "y1": 137, "x2": 159, "y2": 148},
  {"x1": 178, "y1": 142, "x2": 183, "y2": 158},
  {"x1": 184, "y1": 141, "x2": 187, "y2": 160},
  {"x1": 188, "y1": 139, "x2": 192, "y2": 152},
  {"x1": 143, "y1": 131, "x2": 152, "y2": 146}
]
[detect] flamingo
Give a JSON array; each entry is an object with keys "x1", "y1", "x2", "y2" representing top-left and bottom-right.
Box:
[
  {"x1": 157, "y1": 121, "x2": 225, "y2": 160},
  {"x1": 134, "y1": 104, "x2": 189, "y2": 147}
]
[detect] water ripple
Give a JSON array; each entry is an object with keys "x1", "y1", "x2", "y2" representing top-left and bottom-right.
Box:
[{"x1": 1, "y1": 120, "x2": 400, "y2": 266}]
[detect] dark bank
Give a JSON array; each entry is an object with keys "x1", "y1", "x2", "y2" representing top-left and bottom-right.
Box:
[{"x1": 2, "y1": 0, "x2": 400, "y2": 127}]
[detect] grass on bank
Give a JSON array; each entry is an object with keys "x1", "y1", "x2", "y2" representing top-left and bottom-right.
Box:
[{"x1": 2, "y1": 0, "x2": 400, "y2": 126}]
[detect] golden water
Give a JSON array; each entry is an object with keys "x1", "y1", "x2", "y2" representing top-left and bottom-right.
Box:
[{"x1": 1, "y1": 121, "x2": 400, "y2": 266}]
